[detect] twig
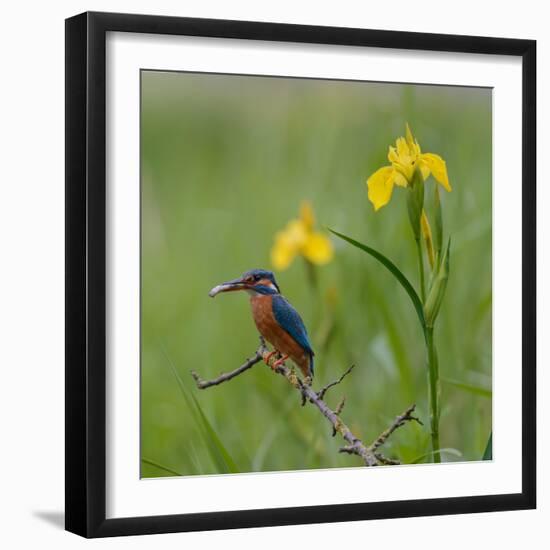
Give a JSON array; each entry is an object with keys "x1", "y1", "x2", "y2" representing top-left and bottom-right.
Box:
[
  {"x1": 367, "y1": 404, "x2": 423, "y2": 454},
  {"x1": 332, "y1": 396, "x2": 346, "y2": 436},
  {"x1": 374, "y1": 453, "x2": 401, "y2": 466},
  {"x1": 191, "y1": 338, "x2": 419, "y2": 466},
  {"x1": 316, "y1": 365, "x2": 355, "y2": 400},
  {"x1": 190, "y1": 351, "x2": 263, "y2": 389}
]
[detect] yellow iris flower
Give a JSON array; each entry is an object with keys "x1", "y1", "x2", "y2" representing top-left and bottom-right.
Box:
[
  {"x1": 271, "y1": 202, "x2": 334, "y2": 271},
  {"x1": 367, "y1": 124, "x2": 452, "y2": 211}
]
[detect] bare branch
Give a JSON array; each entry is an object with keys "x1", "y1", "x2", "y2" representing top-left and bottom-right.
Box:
[
  {"x1": 374, "y1": 453, "x2": 401, "y2": 466},
  {"x1": 335, "y1": 395, "x2": 346, "y2": 415},
  {"x1": 332, "y1": 395, "x2": 346, "y2": 437},
  {"x1": 316, "y1": 364, "x2": 355, "y2": 400},
  {"x1": 191, "y1": 351, "x2": 263, "y2": 389},
  {"x1": 191, "y1": 339, "x2": 419, "y2": 466},
  {"x1": 367, "y1": 404, "x2": 423, "y2": 454}
]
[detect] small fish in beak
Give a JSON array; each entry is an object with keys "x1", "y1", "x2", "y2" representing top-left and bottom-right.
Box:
[{"x1": 208, "y1": 278, "x2": 247, "y2": 298}]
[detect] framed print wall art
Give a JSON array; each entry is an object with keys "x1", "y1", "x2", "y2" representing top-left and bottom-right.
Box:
[{"x1": 65, "y1": 11, "x2": 536, "y2": 538}]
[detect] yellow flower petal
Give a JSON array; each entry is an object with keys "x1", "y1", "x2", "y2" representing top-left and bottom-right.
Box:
[
  {"x1": 300, "y1": 201, "x2": 315, "y2": 231},
  {"x1": 393, "y1": 171, "x2": 408, "y2": 187},
  {"x1": 367, "y1": 166, "x2": 395, "y2": 211},
  {"x1": 420, "y1": 153, "x2": 452, "y2": 192},
  {"x1": 271, "y1": 241, "x2": 297, "y2": 270},
  {"x1": 302, "y1": 232, "x2": 334, "y2": 265},
  {"x1": 283, "y1": 220, "x2": 308, "y2": 247},
  {"x1": 405, "y1": 123, "x2": 415, "y2": 149},
  {"x1": 396, "y1": 137, "x2": 410, "y2": 159},
  {"x1": 270, "y1": 220, "x2": 307, "y2": 270},
  {"x1": 271, "y1": 233, "x2": 298, "y2": 271},
  {"x1": 405, "y1": 124, "x2": 422, "y2": 156},
  {"x1": 419, "y1": 161, "x2": 430, "y2": 180}
]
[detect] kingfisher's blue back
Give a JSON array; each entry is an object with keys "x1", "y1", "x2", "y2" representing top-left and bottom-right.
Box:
[{"x1": 271, "y1": 295, "x2": 314, "y2": 375}]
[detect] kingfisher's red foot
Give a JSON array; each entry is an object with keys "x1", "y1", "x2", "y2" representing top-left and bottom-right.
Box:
[
  {"x1": 272, "y1": 355, "x2": 289, "y2": 369},
  {"x1": 264, "y1": 350, "x2": 278, "y2": 367}
]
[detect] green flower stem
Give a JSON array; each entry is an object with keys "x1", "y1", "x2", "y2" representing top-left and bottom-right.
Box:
[
  {"x1": 303, "y1": 258, "x2": 323, "y2": 333},
  {"x1": 303, "y1": 257, "x2": 319, "y2": 292},
  {"x1": 415, "y1": 238, "x2": 426, "y2": 302},
  {"x1": 425, "y1": 326, "x2": 441, "y2": 463}
]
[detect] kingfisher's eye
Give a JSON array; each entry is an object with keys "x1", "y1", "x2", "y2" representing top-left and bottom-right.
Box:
[{"x1": 254, "y1": 274, "x2": 261, "y2": 281}]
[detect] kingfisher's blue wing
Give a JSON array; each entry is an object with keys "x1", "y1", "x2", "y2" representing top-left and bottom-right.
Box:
[{"x1": 272, "y1": 295, "x2": 314, "y2": 356}]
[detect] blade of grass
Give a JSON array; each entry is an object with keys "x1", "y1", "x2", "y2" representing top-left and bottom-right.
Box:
[
  {"x1": 252, "y1": 392, "x2": 297, "y2": 471},
  {"x1": 189, "y1": 390, "x2": 241, "y2": 473},
  {"x1": 443, "y1": 377, "x2": 492, "y2": 398},
  {"x1": 411, "y1": 448, "x2": 462, "y2": 464},
  {"x1": 482, "y1": 432, "x2": 492, "y2": 460},
  {"x1": 164, "y1": 349, "x2": 240, "y2": 474},
  {"x1": 330, "y1": 229, "x2": 425, "y2": 331},
  {"x1": 141, "y1": 457, "x2": 183, "y2": 477}
]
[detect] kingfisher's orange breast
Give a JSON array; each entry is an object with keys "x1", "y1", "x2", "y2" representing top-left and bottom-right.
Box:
[{"x1": 250, "y1": 294, "x2": 311, "y2": 376}]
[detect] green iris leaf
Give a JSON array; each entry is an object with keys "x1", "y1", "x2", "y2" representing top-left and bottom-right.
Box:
[{"x1": 329, "y1": 229, "x2": 425, "y2": 331}]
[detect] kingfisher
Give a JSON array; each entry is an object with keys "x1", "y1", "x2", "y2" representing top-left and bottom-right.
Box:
[{"x1": 209, "y1": 269, "x2": 314, "y2": 379}]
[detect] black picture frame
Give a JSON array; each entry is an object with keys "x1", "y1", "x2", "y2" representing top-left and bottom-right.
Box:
[{"x1": 65, "y1": 11, "x2": 536, "y2": 538}]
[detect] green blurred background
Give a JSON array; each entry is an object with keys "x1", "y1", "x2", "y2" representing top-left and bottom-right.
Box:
[{"x1": 140, "y1": 71, "x2": 492, "y2": 477}]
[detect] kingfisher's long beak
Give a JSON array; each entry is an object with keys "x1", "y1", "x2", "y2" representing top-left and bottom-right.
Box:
[{"x1": 208, "y1": 277, "x2": 248, "y2": 298}]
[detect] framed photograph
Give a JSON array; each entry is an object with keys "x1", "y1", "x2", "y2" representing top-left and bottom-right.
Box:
[{"x1": 65, "y1": 11, "x2": 536, "y2": 537}]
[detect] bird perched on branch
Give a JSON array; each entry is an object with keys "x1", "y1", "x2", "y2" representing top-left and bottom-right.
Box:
[{"x1": 209, "y1": 269, "x2": 314, "y2": 379}]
